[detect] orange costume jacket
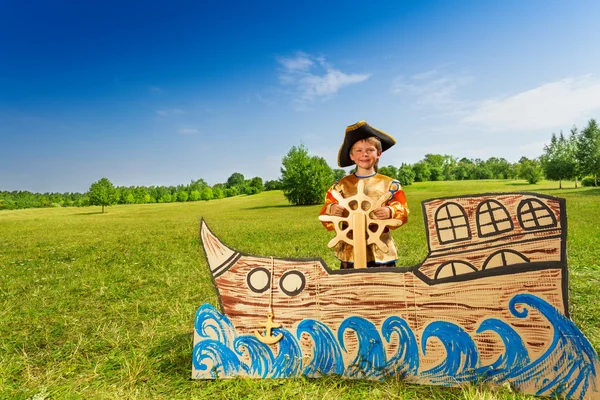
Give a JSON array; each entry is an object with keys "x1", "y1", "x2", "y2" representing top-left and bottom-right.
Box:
[{"x1": 319, "y1": 173, "x2": 409, "y2": 264}]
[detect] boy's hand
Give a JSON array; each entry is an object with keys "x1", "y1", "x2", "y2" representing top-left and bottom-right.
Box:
[
  {"x1": 330, "y1": 204, "x2": 345, "y2": 216},
  {"x1": 373, "y1": 206, "x2": 392, "y2": 220}
]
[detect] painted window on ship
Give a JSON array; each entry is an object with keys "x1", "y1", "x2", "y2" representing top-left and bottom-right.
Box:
[
  {"x1": 476, "y1": 199, "x2": 513, "y2": 237},
  {"x1": 434, "y1": 202, "x2": 471, "y2": 244}
]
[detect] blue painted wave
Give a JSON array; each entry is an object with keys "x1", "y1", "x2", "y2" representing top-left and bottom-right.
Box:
[
  {"x1": 193, "y1": 296, "x2": 599, "y2": 399},
  {"x1": 381, "y1": 316, "x2": 419, "y2": 378},
  {"x1": 505, "y1": 294, "x2": 598, "y2": 398},
  {"x1": 421, "y1": 321, "x2": 478, "y2": 384},
  {"x1": 297, "y1": 319, "x2": 345, "y2": 377},
  {"x1": 339, "y1": 316, "x2": 386, "y2": 379},
  {"x1": 474, "y1": 318, "x2": 529, "y2": 380}
]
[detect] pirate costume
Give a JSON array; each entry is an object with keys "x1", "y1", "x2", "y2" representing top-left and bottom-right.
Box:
[{"x1": 320, "y1": 121, "x2": 409, "y2": 268}]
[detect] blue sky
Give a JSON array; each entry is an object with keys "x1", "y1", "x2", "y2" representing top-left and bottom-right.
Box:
[{"x1": 2, "y1": 0, "x2": 600, "y2": 193}]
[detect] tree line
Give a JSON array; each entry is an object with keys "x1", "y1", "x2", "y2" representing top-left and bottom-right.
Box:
[
  {"x1": 0, "y1": 174, "x2": 281, "y2": 211},
  {"x1": 2, "y1": 119, "x2": 599, "y2": 210},
  {"x1": 278, "y1": 119, "x2": 600, "y2": 205},
  {"x1": 540, "y1": 119, "x2": 600, "y2": 188}
]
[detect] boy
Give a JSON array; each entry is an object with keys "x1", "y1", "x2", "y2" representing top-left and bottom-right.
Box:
[{"x1": 320, "y1": 121, "x2": 409, "y2": 269}]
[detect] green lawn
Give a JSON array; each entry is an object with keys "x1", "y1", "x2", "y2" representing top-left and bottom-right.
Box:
[{"x1": 1, "y1": 180, "x2": 598, "y2": 399}]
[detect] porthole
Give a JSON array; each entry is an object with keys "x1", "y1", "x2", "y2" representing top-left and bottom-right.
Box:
[
  {"x1": 247, "y1": 267, "x2": 270, "y2": 294},
  {"x1": 279, "y1": 270, "x2": 306, "y2": 297}
]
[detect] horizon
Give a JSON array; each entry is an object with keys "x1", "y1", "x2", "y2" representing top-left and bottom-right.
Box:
[{"x1": 2, "y1": 1, "x2": 600, "y2": 193}]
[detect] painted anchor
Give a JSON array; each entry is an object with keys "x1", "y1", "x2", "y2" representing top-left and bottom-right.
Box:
[{"x1": 254, "y1": 312, "x2": 282, "y2": 344}]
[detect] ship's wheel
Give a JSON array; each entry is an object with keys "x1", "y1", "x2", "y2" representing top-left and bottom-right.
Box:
[{"x1": 318, "y1": 179, "x2": 403, "y2": 268}]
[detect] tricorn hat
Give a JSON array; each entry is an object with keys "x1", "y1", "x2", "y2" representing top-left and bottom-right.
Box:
[{"x1": 337, "y1": 121, "x2": 396, "y2": 167}]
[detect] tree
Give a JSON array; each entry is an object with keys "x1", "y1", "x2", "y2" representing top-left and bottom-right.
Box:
[
  {"x1": 159, "y1": 193, "x2": 172, "y2": 203},
  {"x1": 247, "y1": 177, "x2": 264, "y2": 194},
  {"x1": 378, "y1": 165, "x2": 399, "y2": 180},
  {"x1": 88, "y1": 177, "x2": 117, "y2": 213},
  {"x1": 224, "y1": 186, "x2": 240, "y2": 197},
  {"x1": 177, "y1": 190, "x2": 189, "y2": 202},
  {"x1": 518, "y1": 157, "x2": 542, "y2": 184},
  {"x1": 486, "y1": 157, "x2": 511, "y2": 179},
  {"x1": 133, "y1": 187, "x2": 150, "y2": 204},
  {"x1": 577, "y1": 119, "x2": 600, "y2": 186},
  {"x1": 213, "y1": 187, "x2": 225, "y2": 199},
  {"x1": 189, "y1": 190, "x2": 201, "y2": 201},
  {"x1": 541, "y1": 132, "x2": 577, "y2": 188},
  {"x1": 201, "y1": 187, "x2": 214, "y2": 201},
  {"x1": 442, "y1": 155, "x2": 457, "y2": 181},
  {"x1": 568, "y1": 127, "x2": 580, "y2": 187},
  {"x1": 226, "y1": 172, "x2": 245, "y2": 188},
  {"x1": 280, "y1": 144, "x2": 333, "y2": 205},
  {"x1": 332, "y1": 169, "x2": 346, "y2": 182},
  {"x1": 471, "y1": 159, "x2": 493, "y2": 180},
  {"x1": 264, "y1": 180, "x2": 282, "y2": 191},
  {"x1": 412, "y1": 161, "x2": 431, "y2": 182},
  {"x1": 397, "y1": 163, "x2": 415, "y2": 185},
  {"x1": 423, "y1": 154, "x2": 444, "y2": 181},
  {"x1": 454, "y1": 159, "x2": 473, "y2": 181},
  {"x1": 189, "y1": 179, "x2": 208, "y2": 193}
]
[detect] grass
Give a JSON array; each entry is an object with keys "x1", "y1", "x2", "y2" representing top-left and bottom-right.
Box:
[{"x1": 0, "y1": 179, "x2": 598, "y2": 399}]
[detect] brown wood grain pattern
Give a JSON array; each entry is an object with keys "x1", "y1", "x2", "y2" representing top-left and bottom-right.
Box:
[
  {"x1": 418, "y1": 237, "x2": 562, "y2": 279},
  {"x1": 423, "y1": 194, "x2": 562, "y2": 252},
  {"x1": 194, "y1": 193, "x2": 600, "y2": 400},
  {"x1": 215, "y1": 256, "x2": 562, "y2": 362}
]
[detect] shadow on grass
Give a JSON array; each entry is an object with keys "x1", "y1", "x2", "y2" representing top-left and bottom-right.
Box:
[
  {"x1": 506, "y1": 182, "x2": 532, "y2": 186},
  {"x1": 149, "y1": 332, "x2": 194, "y2": 377},
  {"x1": 537, "y1": 186, "x2": 590, "y2": 192},
  {"x1": 578, "y1": 188, "x2": 600, "y2": 196},
  {"x1": 245, "y1": 204, "x2": 298, "y2": 210},
  {"x1": 74, "y1": 211, "x2": 105, "y2": 215}
]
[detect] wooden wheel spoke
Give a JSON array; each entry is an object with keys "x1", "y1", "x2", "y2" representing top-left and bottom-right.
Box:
[{"x1": 321, "y1": 179, "x2": 400, "y2": 268}]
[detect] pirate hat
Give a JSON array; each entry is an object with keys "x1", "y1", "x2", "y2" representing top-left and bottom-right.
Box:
[{"x1": 337, "y1": 121, "x2": 396, "y2": 167}]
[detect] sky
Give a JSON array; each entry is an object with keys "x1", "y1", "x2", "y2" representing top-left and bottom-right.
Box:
[{"x1": 2, "y1": 0, "x2": 600, "y2": 193}]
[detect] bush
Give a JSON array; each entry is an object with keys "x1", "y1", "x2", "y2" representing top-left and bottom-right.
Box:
[
  {"x1": 201, "y1": 187, "x2": 214, "y2": 201},
  {"x1": 280, "y1": 144, "x2": 333, "y2": 206},
  {"x1": 582, "y1": 176, "x2": 598, "y2": 187},
  {"x1": 189, "y1": 190, "x2": 201, "y2": 201}
]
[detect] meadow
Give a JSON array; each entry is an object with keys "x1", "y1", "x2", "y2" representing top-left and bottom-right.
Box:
[{"x1": 1, "y1": 180, "x2": 598, "y2": 399}]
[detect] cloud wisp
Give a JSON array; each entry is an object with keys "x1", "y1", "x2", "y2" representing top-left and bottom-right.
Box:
[
  {"x1": 276, "y1": 52, "x2": 371, "y2": 108},
  {"x1": 393, "y1": 68, "x2": 600, "y2": 134},
  {"x1": 178, "y1": 128, "x2": 199, "y2": 135},
  {"x1": 462, "y1": 75, "x2": 600, "y2": 132},
  {"x1": 156, "y1": 109, "x2": 185, "y2": 117},
  {"x1": 392, "y1": 67, "x2": 471, "y2": 112}
]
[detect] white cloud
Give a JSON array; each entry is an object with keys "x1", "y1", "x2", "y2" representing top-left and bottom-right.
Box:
[
  {"x1": 255, "y1": 93, "x2": 275, "y2": 106},
  {"x1": 276, "y1": 52, "x2": 371, "y2": 107},
  {"x1": 178, "y1": 128, "x2": 199, "y2": 135},
  {"x1": 156, "y1": 109, "x2": 185, "y2": 117},
  {"x1": 462, "y1": 75, "x2": 600, "y2": 132},
  {"x1": 392, "y1": 67, "x2": 471, "y2": 110},
  {"x1": 276, "y1": 52, "x2": 314, "y2": 72}
]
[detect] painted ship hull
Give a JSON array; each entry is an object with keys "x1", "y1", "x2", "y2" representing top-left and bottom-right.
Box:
[{"x1": 193, "y1": 192, "x2": 599, "y2": 400}]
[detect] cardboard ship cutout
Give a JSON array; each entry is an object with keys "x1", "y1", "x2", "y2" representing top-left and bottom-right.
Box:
[{"x1": 193, "y1": 192, "x2": 599, "y2": 400}]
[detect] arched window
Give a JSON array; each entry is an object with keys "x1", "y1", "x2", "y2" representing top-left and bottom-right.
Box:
[
  {"x1": 517, "y1": 199, "x2": 557, "y2": 230},
  {"x1": 482, "y1": 249, "x2": 530, "y2": 270},
  {"x1": 434, "y1": 261, "x2": 478, "y2": 279},
  {"x1": 435, "y1": 202, "x2": 471, "y2": 244},
  {"x1": 476, "y1": 200, "x2": 513, "y2": 237}
]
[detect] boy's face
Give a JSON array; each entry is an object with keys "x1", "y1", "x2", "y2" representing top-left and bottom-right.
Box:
[{"x1": 349, "y1": 139, "x2": 381, "y2": 170}]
